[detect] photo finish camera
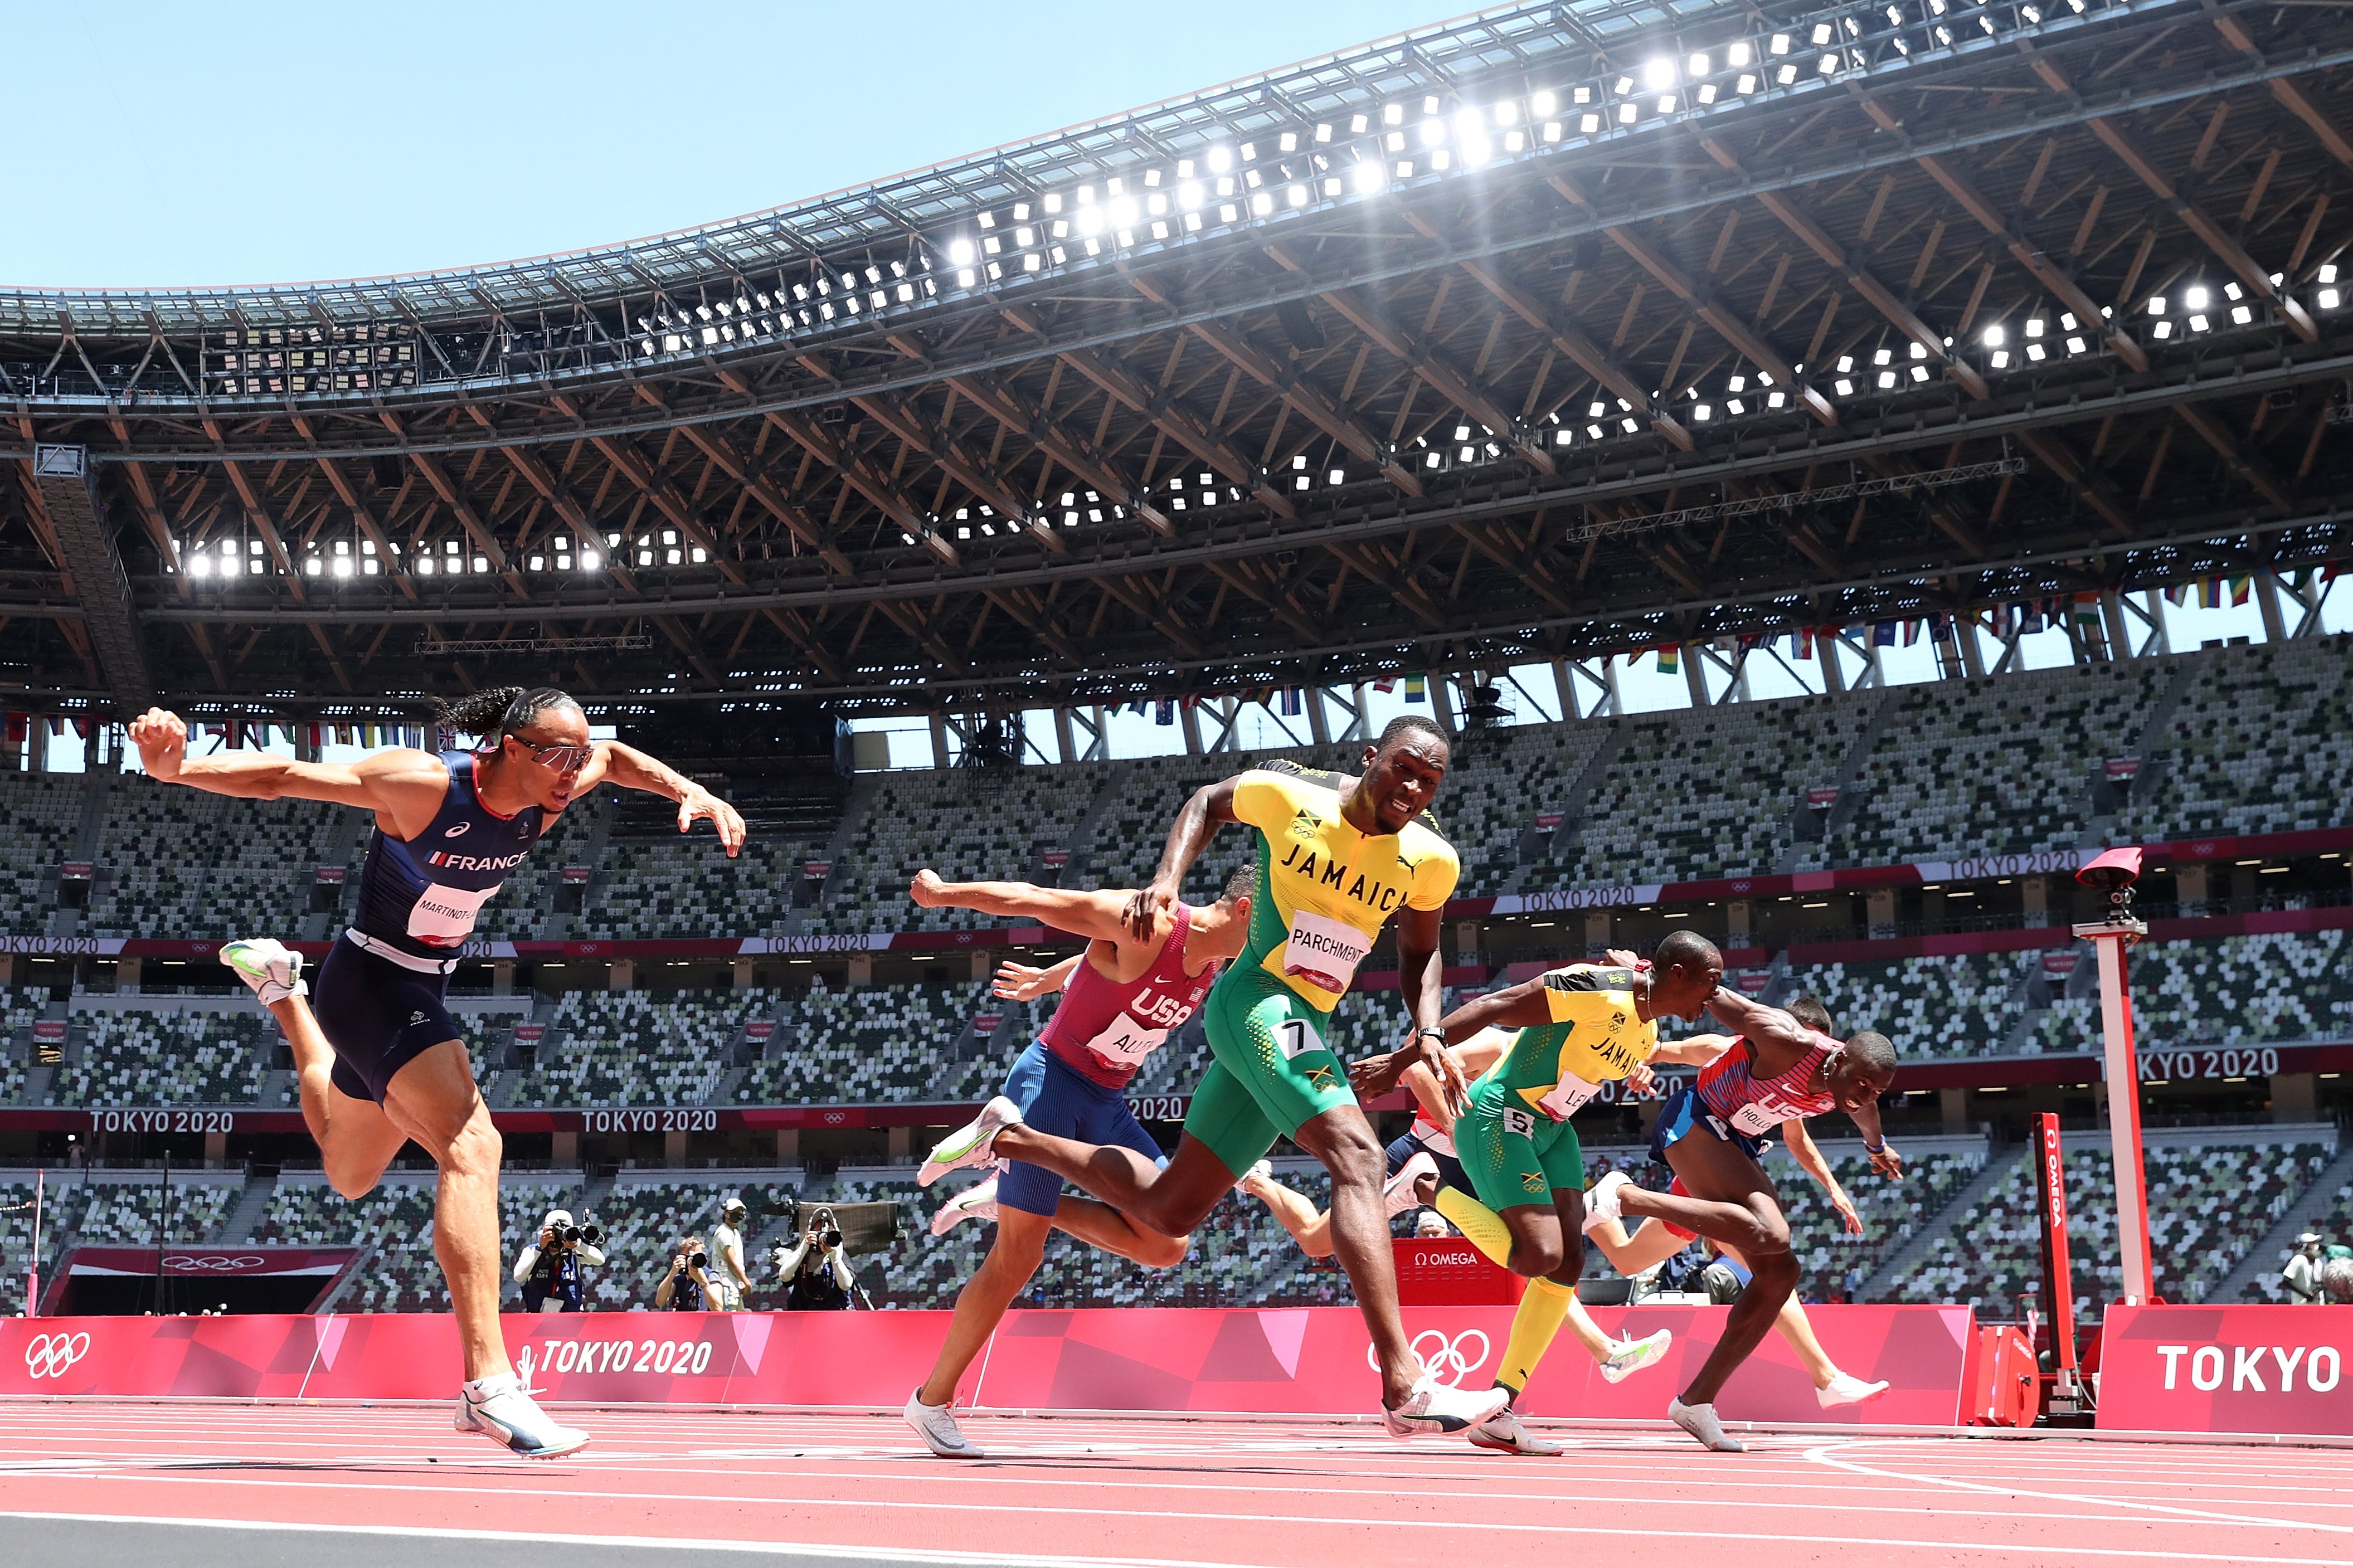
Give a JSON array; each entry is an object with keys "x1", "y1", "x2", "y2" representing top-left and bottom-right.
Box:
[{"x1": 2075, "y1": 845, "x2": 2142, "y2": 910}]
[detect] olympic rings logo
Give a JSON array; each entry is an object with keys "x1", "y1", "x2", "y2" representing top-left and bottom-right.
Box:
[
  {"x1": 24, "y1": 1332, "x2": 91, "y2": 1380},
  {"x1": 163, "y1": 1255, "x2": 266, "y2": 1273},
  {"x1": 1365, "y1": 1328, "x2": 1491, "y2": 1387}
]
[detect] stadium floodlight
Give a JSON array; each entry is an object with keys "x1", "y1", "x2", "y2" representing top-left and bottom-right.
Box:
[
  {"x1": 1643, "y1": 58, "x2": 1677, "y2": 90},
  {"x1": 1206, "y1": 145, "x2": 1234, "y2": 173},
  {"x1": 1530, "y1": 89, "x2": 1557, "y2": 116},
  {"x1": 2184, "y1": 286, "x2": 2209, "y2": 311},
  {"x1": 1982, "y1": 325, "x2": 2005, "y2": 347},
  {"x1": 1769, "y1": 31, "x2": 1792, "y2": 52}
]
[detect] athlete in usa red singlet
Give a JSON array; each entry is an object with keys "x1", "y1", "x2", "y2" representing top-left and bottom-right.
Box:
[
  {"x1": 900, "y1": 862, "x2": 1255, "y2": 1458},
  {"x1": 1581, "y1": 987, "x2": 1902, "y2": 1451}
]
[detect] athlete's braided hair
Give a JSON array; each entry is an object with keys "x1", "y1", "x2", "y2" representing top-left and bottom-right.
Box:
[{"x1": 435, "y1": 685, "x2": 582, "y2": 745}]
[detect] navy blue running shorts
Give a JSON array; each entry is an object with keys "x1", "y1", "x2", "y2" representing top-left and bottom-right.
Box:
[
  {"x1": 1385, "y1": 1130, "x2": 1471, "y2": 1200},
  {"x1": 311, "y1": 937, "x2": 466, "y2": 1104},
  {"x1": 995, "y1": 1040, "x2": 1166, "y2": 1217}
]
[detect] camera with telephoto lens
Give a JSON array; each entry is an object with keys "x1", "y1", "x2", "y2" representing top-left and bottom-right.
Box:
[{"x1": 552, "y1": 1223, "x2": 602, "y2": 1248}]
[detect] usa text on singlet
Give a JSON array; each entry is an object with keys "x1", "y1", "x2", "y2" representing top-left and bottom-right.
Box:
[{"x1": 1038, "y1": 902, "x2": 1222, "y2": 1089}]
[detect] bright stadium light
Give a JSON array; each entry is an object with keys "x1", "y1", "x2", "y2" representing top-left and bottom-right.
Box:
[{"x1": 1643, "y1": 58, "x2": 1677, "y2": 89}]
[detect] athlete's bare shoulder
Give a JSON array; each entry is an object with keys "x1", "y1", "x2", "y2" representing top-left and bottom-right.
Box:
[{"x1": 350, "y1": 747, "x2": 455, "y2": 835}]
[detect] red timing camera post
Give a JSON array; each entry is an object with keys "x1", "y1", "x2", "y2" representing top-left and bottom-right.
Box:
[{"x1": 2073, "y1": 846, "x2": 2153, "y2": 1306}]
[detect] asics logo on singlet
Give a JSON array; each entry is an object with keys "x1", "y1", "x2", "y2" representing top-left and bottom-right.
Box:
[
  {"x1": 1365, "y1": 1329, "x2": 1491, "y2": 1387},
  {"x1": 425, "y1": 850, "x2": 529, "y2": 871},
  {"x1": 442, "y1": 822, "x2": 472, "y2": 839},
  {"x1": 24, "y1": 1332, "x2": 90, "y2": 1380}
]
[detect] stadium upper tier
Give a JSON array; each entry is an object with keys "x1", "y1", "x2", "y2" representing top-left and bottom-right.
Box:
[
  {"x1": 8, "y1": 636, "x2": 2341, "y2": 946},
  {"x1": 3, "y1": 0, "x2": 2349, "y2": 715}
]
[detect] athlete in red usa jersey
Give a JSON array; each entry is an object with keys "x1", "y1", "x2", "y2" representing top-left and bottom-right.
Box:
[
  {"x1": 1583, "y1": 987, "x2": 1900, "y2": 1450},
  {"x1": 901, "y1": 861, "x2": 1254, "y2": 1458}
]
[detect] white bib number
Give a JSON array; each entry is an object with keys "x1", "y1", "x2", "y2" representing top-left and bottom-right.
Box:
[
  {"x1": 1536, "y1": 1070, "x2": 1604, "y2": 1122},
  {"x1": 1729, "y1": 1094, "x2": 1805, "y2": 1137},
  {"x1": 1274, "y1": 1017, "x2": 1325, "y2": 1061},
  {"x1": 1281, "y1": 910, "x2": 1374, "y2": 995},
  {"x1": 407, "y1": 882, "x2": 496, "y2": 947},
  {"x1": 1082, "y1": 1015, "x2": 1170, "y2": 1067}
]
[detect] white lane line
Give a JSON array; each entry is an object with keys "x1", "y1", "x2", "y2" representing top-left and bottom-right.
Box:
[
  {"x1": 1805, "y1": 1440, "x2": 2353, "y2": 1536},
  {"x1": 0, "y1": 1510, "x2": 1282, "y2": 1568},
  {"x1": 0, "y1": 1488, "x2": 2328, "y2": 1566},
  {"x1": 0, "y1": 1464, "x2": 2311, "y2": 1558}
]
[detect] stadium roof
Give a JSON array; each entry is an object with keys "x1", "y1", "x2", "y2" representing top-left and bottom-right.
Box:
[{"x1": 4, "y1": 0, "x2": 2350, "y2": 719}]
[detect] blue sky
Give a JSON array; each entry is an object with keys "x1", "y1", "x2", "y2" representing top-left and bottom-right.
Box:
[{"x1": 1, "y1": 1, "x2": 1457, "y2": 287}]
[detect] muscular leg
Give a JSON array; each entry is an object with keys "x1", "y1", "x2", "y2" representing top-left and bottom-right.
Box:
[
  {"x1": 919, "y1": 1208, "x2": 1052, "y2": 1409},
  {"x1": 1292, "y1": 1103, "x2": 1422, "y2": 1407},
  {"x1": 1716, "y1": 1239, "x2": 1840, "y2": 1389},
  {"x1": 1242, "y1": 1170, "x2": 1334, "y2": 1258},
  {"x1": 1048, "y1": 1196, "x2": 1188, "y2": 1268},
  {"x1": 266, "y1": 992, "x2": 407, "y2": 1200},
  {"x1": 1620, "y1": 1134, "x2": 1798, "y2": 1408},
  {"x1": 376, "y1": 1039, "x2": 508, "y2": 1382},
  {"x1": 990, "y1": 1126, "x2": 1234, "y2": 1239}
]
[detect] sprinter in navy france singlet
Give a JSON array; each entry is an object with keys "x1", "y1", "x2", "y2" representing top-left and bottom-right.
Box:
[{"x1": 312, "y1": 750, "x2": 548, "y2": 1102}]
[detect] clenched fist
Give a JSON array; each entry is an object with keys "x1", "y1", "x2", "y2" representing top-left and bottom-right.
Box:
[{"x1": 128, "y1": 708, "x2": 191, "y2": 781}]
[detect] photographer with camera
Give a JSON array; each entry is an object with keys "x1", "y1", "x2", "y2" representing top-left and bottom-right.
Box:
[
  {"x1": 775, "y1": 1204, "x2": 855, "y2": 1311},
  {"x1": 513, "y1": 1209, "x2": 605, "y2": 1314},
  {"x1": 653, "y1": 1234, "x2": 714, "y2": 1312},
  {"x1": 708, "y1": 1197, "x2": 754, "y2": 1312}
]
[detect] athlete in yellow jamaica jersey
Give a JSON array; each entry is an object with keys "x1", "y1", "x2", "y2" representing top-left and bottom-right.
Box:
[
  {"x1": 1350, "y1": 934, "x2": 1723, "y2": 1453},
  {"x1": 920, "y1": 716, "x2": 1509, "y2": 1436}
]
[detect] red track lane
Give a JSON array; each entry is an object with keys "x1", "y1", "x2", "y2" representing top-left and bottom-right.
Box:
[{"x1": 1, "y1": 1403, "x2": 2349, "y2": 1565}]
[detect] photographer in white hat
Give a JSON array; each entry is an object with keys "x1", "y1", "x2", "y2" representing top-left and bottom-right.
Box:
[
  {"x1": 2283, "y1": 1233, "x2": 2327, "y2": 1304},
  {"x1": 513, "y1": 1208, "x2": 604, "y2": 1314},
  {"x1": 708, "y1": 1196, "x2": 753, "y2": 1312}
]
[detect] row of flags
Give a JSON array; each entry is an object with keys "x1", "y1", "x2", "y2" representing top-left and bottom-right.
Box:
[{"x1": 1115, "y1": 672, "x2": 1437, "y2": 727}]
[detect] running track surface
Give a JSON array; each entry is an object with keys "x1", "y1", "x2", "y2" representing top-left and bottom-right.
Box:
[{"x1": 0, "y1": 1403, "x2": 2346, "y2": 1568}]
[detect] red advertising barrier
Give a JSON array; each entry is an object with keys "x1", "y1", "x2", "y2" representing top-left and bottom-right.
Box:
[
  {"x1": 0, "y1": 1304, "x2": 1975, "y2": 1426},
  {"x1": 2096, "y1": 1304, "x2": 2353, "y2": 1436},
  {"x1": 1392, "y1": 1239, "x2": 1525, "y2": 1307}
]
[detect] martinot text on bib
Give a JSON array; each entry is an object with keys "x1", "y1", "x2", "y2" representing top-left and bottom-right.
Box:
[{"x1": 408, "y1": 882, "x2": 497, "y2": 946}]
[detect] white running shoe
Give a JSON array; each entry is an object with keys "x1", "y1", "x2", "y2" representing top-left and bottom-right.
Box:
[
  {"x1": 1382, "y1": 1374, "x2": 1512, "y2": 1436},
  {"x1": 930, "y1": 1172, "x2": 1000, "y2": 1236},
  {"x1": 1384, "y1": 1151, "x2": 1440, "y2": 1218},
  {"x1": 1598, "y1": 1327, "x2": 1674, "y2": 1384},
  {"x1": 1817, "y1": 1371, "x2": 1890, "y2": 1409},
  {"x1": 920, "y1": 1095, "x2": 1024, "y2": 1186},
  {"x1": 222, "y1": 937, "x2": 306, "y2": 1007},
  {"x1": 453, "y1": 1375, "x2": 590, "y2": 1458},
  {"x1": 1467, "y1": 1406, "x2": 1564, "y2": 1455},
  {"x1": 1235, "y1": 1158, "x2": 1273, "y2": 1194},
  {"x1": 1667, "y1": 1395, "x2": 1746, "y2": 1452},
  {"x1": 904, "y1": 1389, "x2": 985, "y2": 1458},
  {"x1": 1581, "y1": 1170, "x2": 1632, "y2": 1234}
]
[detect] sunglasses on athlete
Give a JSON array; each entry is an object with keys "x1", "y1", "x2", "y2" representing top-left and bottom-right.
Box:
[{"x1": 512, "y1": 739, "x2": 595, "y2": 772}]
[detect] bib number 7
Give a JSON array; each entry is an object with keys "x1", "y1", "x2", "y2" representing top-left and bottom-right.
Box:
[{"x1": 1274, "y1": 1017, "x2": 1324, "y2": 1061}]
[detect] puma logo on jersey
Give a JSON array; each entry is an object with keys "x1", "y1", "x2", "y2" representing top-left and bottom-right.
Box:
[
  {"x1": 442, "y1": 822, "x2": 473, "y2": 839},
  {"x1": 409, "y1": 1011, "x2": 429, "y2": 1024}
]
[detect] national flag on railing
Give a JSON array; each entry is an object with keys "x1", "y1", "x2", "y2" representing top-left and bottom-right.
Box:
[
  {"x1": 1871, "y1": 621, "x2": 1897, "y2": 647},
  {"x1": 1374, "y1": 677, "x2": 1396, "y2": 694},
  {"x1": 1899, "y1": 620, "x2": 1919, "y2": 646},
  {"x1": 1655, "y1": 645, "x2": 1679, "y2": 674},
  {"x1": 1154, "y1": 699, "x2": 1174, "y2": 726},
  {"x1": 2017, "y1": 603, "x2": 2043, "y2": 634},
  {"x1": 2073, "y1": 592, "x2": 2103, "y2": 625},
  {"x1": 1795, "y1": 627, "x2": 1814, "y2": 660},
  {"x1": 1280, "y1": 687, "x2": 1302, "y2": 716},
  {"x1": 2230, "y1": 573, "x2": 2253, "y2": 606},
  {"x1": 2199, "y1": 575, "x2": 2225, "y2": 608},
  {"x1": 1404, "y1": 674, "x2": 1428, "y2": 702},
  {"x1": 2165, "y1": 583, "x2": 2186, "y2": 607}
]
